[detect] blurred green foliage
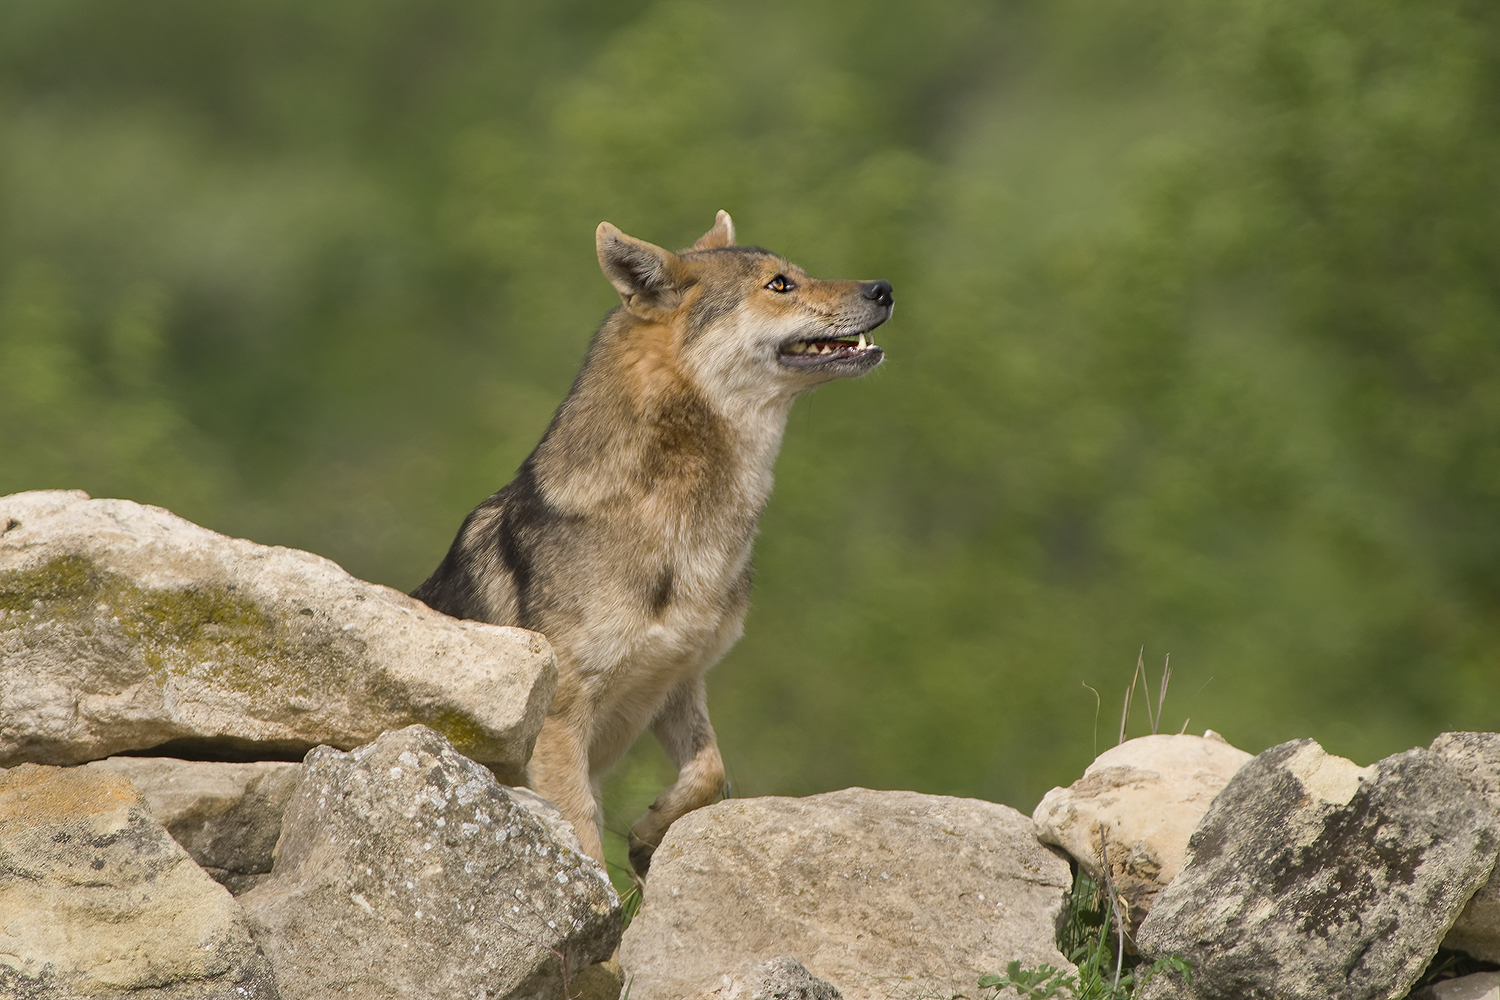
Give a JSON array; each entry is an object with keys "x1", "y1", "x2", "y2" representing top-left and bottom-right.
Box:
[{"x1": 5, "y1": 0, "x2": 1500, "y2": 880}]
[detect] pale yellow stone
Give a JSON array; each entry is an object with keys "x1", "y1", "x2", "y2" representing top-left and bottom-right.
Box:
[
  {"x1": 1031, "y1": 733, "x2": 1253, "y2": 931},
  {"x1": 0, "y1": 763, "x2": 276, "y2": 997}
]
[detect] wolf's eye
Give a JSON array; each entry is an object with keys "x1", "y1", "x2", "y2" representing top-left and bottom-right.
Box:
[{"x1": 765, "y1": 274, "x2": 795, "y2": 293}]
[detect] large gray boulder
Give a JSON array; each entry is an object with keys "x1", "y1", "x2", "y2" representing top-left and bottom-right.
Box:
[
  {"x1": 1032, "y1": 732, "x2": 1252, "y2": 934},
  {"x1": 0, "y1": 762, "x2": 278, "y2": 999},
  {"x1": 87, "y1": 756, "x2": 301, "y2": 894},
  {"x1": 1137, "y1": 739, "x2": 1499, "y2": 1000},
  {"x1": 239, "y1": 725, "x2": 620, "y2": 1000},
  {"x1": 1432, "y1": 732, "x2": 1500, "y2": 963},
  {"x1": 0, "y1": 490, "x2": 555, "y2": 780},
  {"x1": 620, "y1": 788, "x2": 1073, "y2": 1000}
]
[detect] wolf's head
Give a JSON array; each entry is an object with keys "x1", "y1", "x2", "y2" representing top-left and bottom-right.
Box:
[{"x1": 595, "y1": 211, "x2": 891, "y2": 411}]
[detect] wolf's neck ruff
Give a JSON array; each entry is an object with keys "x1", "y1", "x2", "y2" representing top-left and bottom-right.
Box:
[
  {"x1": 411, "y1": 211, "x2": 892, "y2": 874},
  {"x1": 532, "y1": 314, "x2": 778, "y2": 529}
]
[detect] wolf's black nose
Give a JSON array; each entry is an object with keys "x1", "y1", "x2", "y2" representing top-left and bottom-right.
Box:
[{"x1": 862, "y1": 280, "x2": 894, "y2": 308}]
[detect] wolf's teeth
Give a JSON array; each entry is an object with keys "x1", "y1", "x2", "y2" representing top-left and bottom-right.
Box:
[{"x1": 857, "y1": 332, "x2": 867, "y2": 350}]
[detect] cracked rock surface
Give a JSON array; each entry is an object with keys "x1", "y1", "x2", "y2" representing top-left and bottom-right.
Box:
[
  {"x1": 239, "y1": 725, "x2": 620, "y2": 1000},
  {"x1": 621, "y1": 788, "x2": 1071, "y2": 1000},
  {"x1": 0, "y1": 762, "x2": 278, "y2": 999},
  {"x1": 86, "y1": 757, "x2": 301, "y2": 895},
  {"x1": 1432, "y1": 732, "x2": 1500, "y2": 963},
  {"x1": 1137, "y1": 739, "x2": 1499, "y2": 1000}
]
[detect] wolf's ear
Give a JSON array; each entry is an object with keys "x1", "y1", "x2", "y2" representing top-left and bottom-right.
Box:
[
  {"x1": 689, "y1": 210, "x2": 736, "y2": 251},
  {"x1": 597, "y1": 223, "x2": 685, "y2": 311}
]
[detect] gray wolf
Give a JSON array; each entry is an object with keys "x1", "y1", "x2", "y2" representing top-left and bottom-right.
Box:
[{"x1": 412, "y1": 212, "x2": 892, "y2": 875}]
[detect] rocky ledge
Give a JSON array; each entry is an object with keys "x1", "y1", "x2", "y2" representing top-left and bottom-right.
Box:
[
  {"x1": 0, "y1": 490, "x2": 554, "y2": 780},
  {"x1": 4, "y1": 490, "x2": 1500, "y2": 1000}
]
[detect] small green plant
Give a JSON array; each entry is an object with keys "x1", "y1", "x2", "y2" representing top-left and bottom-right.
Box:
[
  {"x1": 616, "y1": 879, "x2": 643, "y2": 929},
  {"x1": 984, "y1": 650, "x2": 1195, "y2": 1000},
  {"x1": 979, "y1": 868, "x2": 1191, "y2": 999},
  {"x1": 978, "y1": 961, "x2": 1074, "y2": 999}
]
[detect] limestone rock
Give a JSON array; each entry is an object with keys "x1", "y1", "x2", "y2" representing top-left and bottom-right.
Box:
[
  {"x1": 239, "y1": 725, "x2": 620, "y2": 1000},
  {"x1": 505, "y1": 781, "x2": 588, "y2": 856},
  {"x1": 0, "y1": 490, "x2": 556, "y2": 780},
  {"x1": 619, "y1": 788, "x2": 1073, "y2": 1000},
  {"x1": 87, "y1": 756, "x2": 300, "y2": 894},
  {"x1": 0, "y1": 762, "x2": 278, "y2": 999},
  {"x1": 1432, "y1": 732, "x2": 1500, "y2": 962},
  {"x1": 1136, "y1": 739, "x2": 1499, "y2": 1000},
  {"x1": 1410, "y1": 971, "x2": 1500, "y2": 1000},
  {"x1": 85, "y1": 757, "x2": 566, "y2": 897},
  {"x1": 1032, "y1": 733, "x2": 1252, "y2": 932},
  {"x1": 706, "y1": 956, "x2": 844, "y2": 999}
]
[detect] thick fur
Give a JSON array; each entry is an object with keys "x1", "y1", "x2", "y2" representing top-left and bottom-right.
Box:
[{"x1": 412, "y1": 212, "x2": 892, "y2": 875}]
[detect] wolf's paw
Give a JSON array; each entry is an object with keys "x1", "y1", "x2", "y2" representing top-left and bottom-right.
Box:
[{"x1": 628, "y1": 830, "x2": 657, "y2": 879}]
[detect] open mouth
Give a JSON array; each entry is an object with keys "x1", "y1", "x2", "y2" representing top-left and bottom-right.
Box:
[{"x1": 777, "y1": 330, "x2": 884, "y2": 368}]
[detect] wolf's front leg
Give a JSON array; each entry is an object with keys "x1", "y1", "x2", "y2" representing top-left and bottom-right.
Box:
[
  {"x1": 529, "y1": 707, "x2": 606, "y2": 864},
  {"x1": 629, "y1": 675, "x2": 726, "y2": 878}
]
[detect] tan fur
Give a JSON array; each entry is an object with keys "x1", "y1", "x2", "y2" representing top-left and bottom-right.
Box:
[{"x1": 412, "y1": 211, "x2": 891, "y2": 874}]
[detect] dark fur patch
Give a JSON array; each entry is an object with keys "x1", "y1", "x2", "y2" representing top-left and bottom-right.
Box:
[
  {"x1": 648, "y1": 565, "x2": 675, "y2": 617},
  {"x1": 411, "y1": 459, "x2": 578, "y2": 632},
  {"x1": 492, "y1": 466, "x2": 543, "y2": 629},
  {"x1": 409, "y1": 509, "x2": 494, "y2": 622},
  {"x1": 638, "y1": 380, "x2": 734, "y2": 499},
  {"x1": 722, "y1": 562, "x2": 754, "y2": 615}
]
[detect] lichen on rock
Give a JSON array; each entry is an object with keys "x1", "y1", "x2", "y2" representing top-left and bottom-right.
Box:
[
  {"x1": 239, "y1": 725, "x2": 620, "y2": 1000},
  {"x1": 1137, "y1": 739, "x2": 1500, "y2": 1000},
  {"x1": 0, "y1": 489, "x2": 556, "y2": 777}
]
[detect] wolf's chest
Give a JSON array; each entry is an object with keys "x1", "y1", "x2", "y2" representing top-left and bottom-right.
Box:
[{"x1": 563, "y1": 528, "x2": 753, "y2": 678}]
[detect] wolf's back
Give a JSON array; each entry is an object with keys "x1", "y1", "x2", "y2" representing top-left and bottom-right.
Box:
[{"x1": 411, "y1": 462, "x2": 542, "y2": 628}]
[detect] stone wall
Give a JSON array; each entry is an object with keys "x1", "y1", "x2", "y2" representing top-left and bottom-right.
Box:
[{"x1": 5, "y1": 491, "x2": 1499, "y2": 1000}]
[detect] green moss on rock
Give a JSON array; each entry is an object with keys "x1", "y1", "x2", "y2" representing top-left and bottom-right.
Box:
[
  {"x1": 0, "y1": 554, "x2": 307, "y2": 699},
  {"x1": 429, "y1": 707, "x2": 487, "y2": 756},
  {"x1": 0, "y1": 552, "x2": 516, "y2": 766},
  {"x1": 0, "y1": 554, "x2": 95, "y2": 611}
]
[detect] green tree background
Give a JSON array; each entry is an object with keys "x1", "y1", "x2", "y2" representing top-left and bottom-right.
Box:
[{"x1": 4, "y1": 0, "x2": 1499, "y2": 882}]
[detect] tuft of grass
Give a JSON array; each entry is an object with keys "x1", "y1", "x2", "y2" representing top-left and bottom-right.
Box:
[
  {"x1": 980, "y1": 867, "x2": 1190, "y2": 999},
  {"x1": 1119, "y1": 648, "x2": 1175, "y2": 745},
  {"x1": 986, "y1": 651, "x2": 1199, "y2": 999},
  {"x1": 611, "y1": 877, "x2": 643, "y2": 931}
]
